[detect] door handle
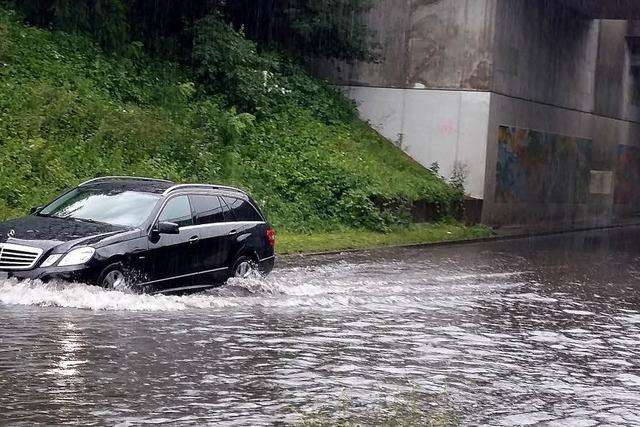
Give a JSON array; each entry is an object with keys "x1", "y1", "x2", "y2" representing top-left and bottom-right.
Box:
[
  {"x1": 228, "y1": 229, "x2": 238, "y2": 235},
  {"x1": 188, "y1": 236, "x2": 200, "y2": 244}
]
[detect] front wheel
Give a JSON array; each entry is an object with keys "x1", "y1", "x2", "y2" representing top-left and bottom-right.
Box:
[
  {"x1": 97, "y1": 264, "x2": 128, "y2": 290},
  {"x1": 231, "y1": 256, "x2": 258, "y2": 279}
]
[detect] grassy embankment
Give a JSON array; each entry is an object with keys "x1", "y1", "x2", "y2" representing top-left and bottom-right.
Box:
[
  {"x1": 0, "y1": 8, "x2": 490, "y2": 253},
  {"x1": 278, "y1": 223, "x2": 492, "y2": 254}
]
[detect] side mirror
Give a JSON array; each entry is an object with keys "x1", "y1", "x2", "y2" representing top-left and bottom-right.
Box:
[
  {"x1": 155, "y1": 221, "x2": 180, "y2": 235},
  {"x1": 30, "y1": 206, "x2": 43, "y2": 215}
]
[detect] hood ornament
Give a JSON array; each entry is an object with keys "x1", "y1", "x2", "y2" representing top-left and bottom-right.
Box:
[{"x1": 7, "y1": 229, "x2": 15, "y2": 239}]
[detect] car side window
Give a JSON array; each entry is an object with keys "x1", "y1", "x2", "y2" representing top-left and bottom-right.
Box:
[
  {"x1": 220, "y1": 197, "x2": 233, "y2": 222},
  {"x1": 191, "y1": 195, "x2": 225, "y2": 225},
  {"x1": 158, "y1": 195, "x2": 193, "y2": 227},
  {"x1": 222, "y1": 196, "x2": 263, "y2": 222}
]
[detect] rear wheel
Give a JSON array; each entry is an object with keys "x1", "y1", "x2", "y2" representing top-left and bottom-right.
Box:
[{"x1": 232, "y1": 256, "x2": 257, "y2": 279}]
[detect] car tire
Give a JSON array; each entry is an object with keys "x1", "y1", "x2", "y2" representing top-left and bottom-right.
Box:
[
  {"x1": 97, "y1": 263, "x2": 128, "y2": 290},
  {"x1": 231, "y1": 255, "x2": 257, "y2": 279}
]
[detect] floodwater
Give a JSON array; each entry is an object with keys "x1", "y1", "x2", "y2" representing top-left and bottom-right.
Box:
[{"x1": 2, "y1": 228, "x2": 640, "y2": 426}]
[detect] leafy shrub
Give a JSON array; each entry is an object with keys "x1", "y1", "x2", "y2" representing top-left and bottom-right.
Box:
[
  {"x1": 193, "y1": 14, "x2": 356, "y2": 123},
  {"x1": 193, "y1": 14, "x2": 281, "y2": 115}
]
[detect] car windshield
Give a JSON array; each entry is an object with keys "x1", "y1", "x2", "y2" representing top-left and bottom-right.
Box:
[{"x1": 39, "y1": 188, "x2": 161, "y2": 227}]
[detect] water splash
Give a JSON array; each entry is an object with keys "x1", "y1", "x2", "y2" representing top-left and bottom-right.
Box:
[{"x1": 0, "y1": 260, "x2": 523, "y2": 312}]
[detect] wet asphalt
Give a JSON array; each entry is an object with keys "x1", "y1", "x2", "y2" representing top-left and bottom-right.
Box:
[{"x1": 1, "y1": 227, "x2": 640, "y2": 426}]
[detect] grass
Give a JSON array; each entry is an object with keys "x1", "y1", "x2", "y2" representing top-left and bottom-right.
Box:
[{"x1": 277, "y1": 223, "x2": 493, "y2": 254}]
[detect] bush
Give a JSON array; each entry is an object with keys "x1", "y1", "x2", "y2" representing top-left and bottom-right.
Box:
[{"x1": 193, "y1": 14, "x2": 356, "y2": 123}]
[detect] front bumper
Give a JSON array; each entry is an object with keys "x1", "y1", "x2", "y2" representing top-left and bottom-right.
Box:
[{"x1": 2, "y1": 264, "x2": 98, "y2": 284}]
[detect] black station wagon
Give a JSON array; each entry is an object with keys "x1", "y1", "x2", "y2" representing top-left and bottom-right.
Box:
[{"x1": 0, "y1": 177, "x2": 276, "y2": 294}]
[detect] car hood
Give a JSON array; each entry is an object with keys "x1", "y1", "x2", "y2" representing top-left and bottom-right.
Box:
[{"x1": 0, "y1": 215, "x2": 135, "y2": 253}]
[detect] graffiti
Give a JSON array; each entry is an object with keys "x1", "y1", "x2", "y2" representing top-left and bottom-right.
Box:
[
  {"x1": 614, "y1": 145, "x2": 640, "y2": 205},
  {"x1": 495, "y1": 126, "x2": 592, "y2": 204}
]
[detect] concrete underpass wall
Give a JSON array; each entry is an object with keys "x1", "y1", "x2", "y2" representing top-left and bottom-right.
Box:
[
  {"x1": 491, "y1": 0, "x2": 599, "y2": 112},
  {"x1": 483, "y1": 93, "x2": 640, "y2": 228},
  {"x1": 483, "y1": 3, "x2": 640, "y2": 228},
  {"x1": 314, "y1": 0, "x2": 496, "y2": 90},
  {"x1": 482, "y1": 93, "x2": 639, "y2": 228}
]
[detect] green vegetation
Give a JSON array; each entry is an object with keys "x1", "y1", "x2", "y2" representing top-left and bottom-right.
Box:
[
  {"x1": 9, "y1": 0, "x2": 375, "y2": 61},
  {"x1": 0, "y1": 7, "x2": 464, "y2": 235},
  {"x1": 278, "y1": 224, "x2": 493, "y2": 254},
  {"x1": 225, "y1": 0, "x2": 376, "y2": 61}
]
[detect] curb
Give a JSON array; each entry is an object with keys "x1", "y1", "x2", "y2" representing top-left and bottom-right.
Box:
[{"x1": 278, "y1": 222, "x2": 640, "y2": 259}]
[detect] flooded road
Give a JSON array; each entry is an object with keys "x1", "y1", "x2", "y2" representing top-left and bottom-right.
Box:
[{"x1": 2, "y1": 227, "x2": 640, "y2": 426}]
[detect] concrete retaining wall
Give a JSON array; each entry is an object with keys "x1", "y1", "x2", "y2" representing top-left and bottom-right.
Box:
[{"x1": 343, "y1": 86, "x2": 490, "y2": 199}]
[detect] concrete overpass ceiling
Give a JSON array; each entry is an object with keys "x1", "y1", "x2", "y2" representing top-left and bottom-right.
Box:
[{"x1": 559, "y1": 0, "x2": 640, "y2": 19}]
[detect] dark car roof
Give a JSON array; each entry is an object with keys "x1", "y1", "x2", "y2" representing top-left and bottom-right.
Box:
[
  {"x1": 79, "y1": 177, "x2": 246, "y2": 197},
  {"x1": 80, "y1": 178, "x2": 175, "y2": 194}
]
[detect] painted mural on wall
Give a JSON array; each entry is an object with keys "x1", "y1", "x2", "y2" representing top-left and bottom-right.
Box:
[
  {"x1": 614, "y1": 145, "x2": 640, "y2": 205},
  {"x1": 495, "y1": 126, "x2": 592, "y2": 204}
]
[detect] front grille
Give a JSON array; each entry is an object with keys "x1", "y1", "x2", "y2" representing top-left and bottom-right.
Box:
[{"x1": 0, "y1": 243, "x2": 43, "y2": 270}]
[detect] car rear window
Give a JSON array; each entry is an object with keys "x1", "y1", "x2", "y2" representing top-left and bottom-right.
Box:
[
  {"x1": 222, "y1": 196, "x2": 263, "y2": 222},
  {"x1": 191, "y1": 195, "x2": 225, "y2": 225}
]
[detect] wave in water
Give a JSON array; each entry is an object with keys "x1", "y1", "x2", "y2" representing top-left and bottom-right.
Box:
[{"x1": 0, "y1": 262, "x2": 524, "y2": 312}]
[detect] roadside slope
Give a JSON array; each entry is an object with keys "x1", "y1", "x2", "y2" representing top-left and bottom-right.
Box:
[{"x1": 0, "y1": 7, "x2": 462, "y2": 234}]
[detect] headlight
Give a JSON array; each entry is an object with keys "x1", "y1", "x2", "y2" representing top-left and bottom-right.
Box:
[
  {"x1": 40, "y1": 254, "x2": 62, "y2": 268},
  {"x1": 58, "y1": 247, "x2": 95, "y2": 267}
]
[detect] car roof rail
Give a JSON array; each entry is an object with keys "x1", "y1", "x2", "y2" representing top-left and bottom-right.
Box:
[
  {"x1": 163, "y1": 184, "x2": 246, "y2": 196},
  {"x1": 79, "y1": 176, "x2": 175, "y2": 187}
]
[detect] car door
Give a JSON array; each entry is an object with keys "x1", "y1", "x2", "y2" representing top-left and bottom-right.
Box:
[
  {"x1": 221, "y1": 195, "x2": 265, "y2": 264},
  {"x1": 143, "y1": 195, "x2": 200, "y2": 293},
  {"x1": 190, "y1": 194, "x2": 234, "y2": 284}
]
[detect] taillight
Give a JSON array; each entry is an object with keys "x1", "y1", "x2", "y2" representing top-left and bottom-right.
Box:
[{"x1": 266, "y1": 228, "x2": 276, "y2": 248}]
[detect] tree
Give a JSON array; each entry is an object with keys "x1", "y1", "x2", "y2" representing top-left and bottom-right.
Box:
[
  {"x1": 11, "y1": 0, "x2": 127, "y2": 51},
  {"x1": 7, "y1": 0, "x2": 375, "y2": 61},
  {"x1": 226, "y1": 0, "x2": 375, "y2": 61},
  {"x1": 126, "y1": 0, "x2": 221, "y2": 59}
]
